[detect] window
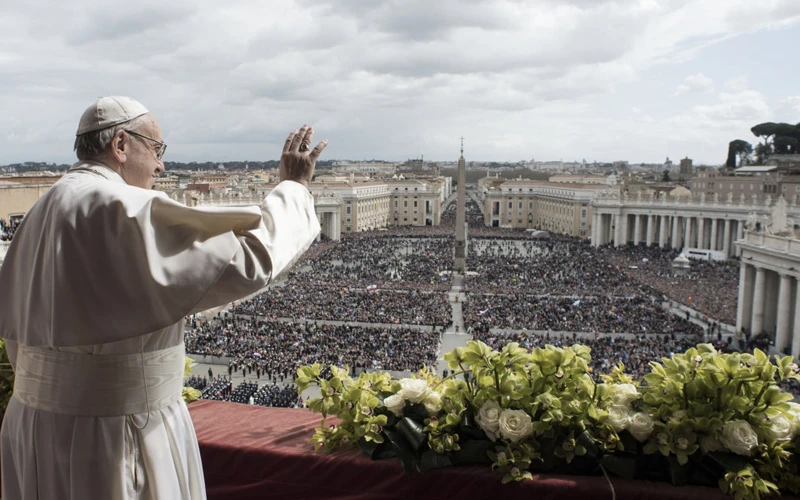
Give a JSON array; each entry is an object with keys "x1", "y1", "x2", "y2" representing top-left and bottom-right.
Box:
[
  {"x1": 529, "y1": 202, "x2": 533, "y2": 209},
  {"x1": 346, "y1": 206, "x2": 351, "y2": 215},
  {"x1": 404, "y1": 200, "x2": 408, "y2": 207},
  {"x1": 403, "y1": 218, "x2": 407, "y2": 221},
  {"x1": 508, "y1": 201, "x2": 513, "y2": 209},
  {"x1": 518, "y1": 201, "x2": 523, "y2": 209},
  {"x1": 394, "y1": 201, "x2": 398, "y2": 207},
  {"x1": 581, "y1": 209, "x2": 587, "y2": 218},
  {"x1": 414, "y1": 201, "x2": 418, "y2": 208},
  {"x1": 346, "y1": 226, "x2": 351, "y2": 232}
]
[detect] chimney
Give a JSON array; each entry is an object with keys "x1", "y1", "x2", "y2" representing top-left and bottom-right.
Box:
[{"x1": 349, "y1": 172, "x2": 355, "y2": 184}]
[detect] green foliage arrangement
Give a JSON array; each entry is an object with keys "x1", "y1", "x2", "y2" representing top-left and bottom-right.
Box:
[
  {"x1": 297, "y1": 341, "x2": 800, "y2": 500},
  {"x1": 182, "y1": 356, "x2": 201, "y2": 405},
  {"x1": 0, "y1": 338, "x2": 13, "y2": 413}
]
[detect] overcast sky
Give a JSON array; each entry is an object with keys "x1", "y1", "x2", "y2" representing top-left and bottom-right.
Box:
[{"x1": 2, "y1": 0, "x2": 799, "y2": 165}]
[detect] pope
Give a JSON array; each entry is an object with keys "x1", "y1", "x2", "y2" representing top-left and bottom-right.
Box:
[{"x1": 0, "y1": 96, "x2": 327, "y2": 499}]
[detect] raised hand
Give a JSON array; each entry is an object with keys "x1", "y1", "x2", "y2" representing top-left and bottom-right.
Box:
[{"x1": 279, "y1": 125, "x2": 328, "y2": 187}]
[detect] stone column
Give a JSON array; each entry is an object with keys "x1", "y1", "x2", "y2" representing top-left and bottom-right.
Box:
[
  {"x1": 633, "y1": 215, "x2": 642, "y2": 245},
  {"x1": 776, "y1": 274, "x2": 793, "y2": 354},
  {"x1": 710, "y1": 218, "x2": 718, "y2": 251},
  {"x1": 736, "y1": 221, "x2": 744, "y2": 257},
  {"x1": 723, "y1": 219, "x2": 731, "y2": 257},
  {"x1": 792, "y1": 278, "x2": 800, "y2": 359},
  {"x1": 697, "y1": 217, "x2": 705, "y2": 249},
  {"x1": 614, "y1": 214, "x2": 623, "y2": 248},
  {"x1": 684, "y1": 217, "x2": 692, "y2": 250},
  {"x1": 751, "y1": 267, "x2": 766, "y2": 336},
  {"x1": 672, "y1": 216, "x2": 680, "y2": 250},
  {"x1": 736, "y1": 263, "x2": 750, "y2": 334},
  {"x1": 659, "y1": 215, "x2": 668, "y2": 248},
  {"x1": 646, "y1": 215, "x2": 655, "y2": 246}
]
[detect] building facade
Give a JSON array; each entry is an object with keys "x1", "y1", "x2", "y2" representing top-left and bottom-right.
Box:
[
  {"x1": 737, "y1": 230, "x2": 800, "y2": 357},
  {"x1": 590, "y1": 192, "x2": 800, "y2": 259},
  {"x1": 481, "y1": 180, "x2": 605, "y2": 237}
]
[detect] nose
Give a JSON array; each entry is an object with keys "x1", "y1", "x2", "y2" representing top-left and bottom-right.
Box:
[{"x1": 156, "y1": 160, "x2": 165, "y2": 174}]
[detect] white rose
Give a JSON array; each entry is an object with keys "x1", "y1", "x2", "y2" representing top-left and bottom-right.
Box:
[
  {"x1": 763, "y1": 415, "x2": 793, "y2": 442},
  {"x1": 498, "y1": 409, "x2": 534, "y2": 443},
  {"x1": 787, "y1": 402, "x2": 800, "y2": 438},
  {"x1": 628, "y1": 412, "x2": 655, "y2": 442},
  {"x1": 612, "y1": 384, "x2": 640, "y2": 405},
  {"x1": 423, "y1": 391, "x2": 443, "y2": 416},
  {"x1": 699, "y1": 435, "x2": 723, "y2": 454},
  {"x1": 398, "y1": 378, "x2": 429, "y2": 404},
  {"x1": 476, "y1": 400, "x2": 502, "y2": 434},
  {"x1": 607, "y1": 405, "x2": 633, "y2": 432},
  {"x1": 383, "y1": 394, "x2": 405, "y2": 416},
  {"x1": 721, "y1": 420, "x2": 759, "y2": 456}
]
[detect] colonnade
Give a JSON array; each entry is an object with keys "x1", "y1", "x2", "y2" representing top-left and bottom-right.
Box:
[
  {"x1": 592, "y1": 212, "x2": 744, "y2": 258},
  {"x1": 737, "y1": 262, "x2": 800, "y2": 356}
]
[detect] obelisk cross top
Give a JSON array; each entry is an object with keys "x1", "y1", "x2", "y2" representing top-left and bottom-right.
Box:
[{"x1": 460, "y1": 136, "x2": 464, "y2": 156}]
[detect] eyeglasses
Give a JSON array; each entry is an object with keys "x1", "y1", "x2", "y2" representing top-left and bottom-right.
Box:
[{"x1": 124, "y1": 129, "x2": 167, "y2": 160}]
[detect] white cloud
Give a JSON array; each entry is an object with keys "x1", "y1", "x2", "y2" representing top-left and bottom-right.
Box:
[
  {"x1": 674, "y1": 73, "x2": 715, "y2": 96},
  {"x1": 780, "y1": 96, "x2": 800, "y2": 115},
  {"x1": 0, "y1": 0, "x2": 799, "y2": 164}
]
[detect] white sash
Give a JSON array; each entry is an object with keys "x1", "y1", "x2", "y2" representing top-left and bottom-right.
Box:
[{"x1": 12, "y1": 343, "x2": 185, "y2": 417}]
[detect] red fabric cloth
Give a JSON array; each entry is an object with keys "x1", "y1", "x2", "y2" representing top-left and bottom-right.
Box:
[{"x1": 189, "y1": 400, "x2": 734, "y2": 500}]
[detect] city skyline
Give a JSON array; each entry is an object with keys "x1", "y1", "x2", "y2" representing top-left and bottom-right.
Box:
[{"x1": 1, "y1": 0, "x2": 799, "y2": 165}]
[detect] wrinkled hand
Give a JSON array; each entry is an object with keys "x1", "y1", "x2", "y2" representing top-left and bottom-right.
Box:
[{"x1": 280, "y1": 125, "x2": 328, "y2": 187}]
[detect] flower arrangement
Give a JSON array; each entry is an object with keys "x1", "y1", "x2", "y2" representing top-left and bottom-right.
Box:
[
  {"x1": 296, "y1": 341, "x2": 800, "y2": 500},
  {"x1": 182, "y1": 356, "x2": 201, "y2": 404}
]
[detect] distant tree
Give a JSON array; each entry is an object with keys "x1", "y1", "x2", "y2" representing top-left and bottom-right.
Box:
[
  {"x1": 726, "y1": 139, "x2": 753, "y2": 168},
  {"x1": 661, "y1": 170, "x2": 671, "y2": 182},
  {"x1": 774, "y1": 136, "x2": 800, "y2": 154}
]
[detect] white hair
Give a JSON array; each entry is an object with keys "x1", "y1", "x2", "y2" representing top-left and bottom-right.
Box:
[{"x1": 73, "y1": 114, "x2": 150, "y2": 161}]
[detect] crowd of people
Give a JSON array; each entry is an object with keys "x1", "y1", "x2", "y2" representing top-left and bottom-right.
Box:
[
  {"x1": 231, "y1": 284, "x2": 451, "y2": 326},
  {"x1": 179, "y1": 196, "x2": 756, "y2": 395},
  {"x1": 185, "y1": 316, "x2": 441, "y2": 378},
  {"x1": 463, "y1": 294, "x2": 704, "y2": 335},
  {"x1": 293, "y1": 235, "x2": 453, "y2": 291},
  {"x1": 0, "y1": 217, "x2": 21, "y2": 242},
  {"x1": 597, "y1": 244, "x2": 738, "y2": 324},
  {"x1": 184, "y1": 374, "x2": 304, "y2": 407}
]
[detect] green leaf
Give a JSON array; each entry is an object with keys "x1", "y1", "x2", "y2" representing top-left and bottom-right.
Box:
[
  {"x1": 398, "y1": 417, "x2": 427, "y2": 452},
  {"x1": 385, "y1": 429, "x2": 417, "y2": 476}
]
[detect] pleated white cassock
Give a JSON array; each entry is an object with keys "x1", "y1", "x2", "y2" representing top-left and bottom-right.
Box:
[{"x1": 0, "y1": 161, "x2": 320, "y2": 500}]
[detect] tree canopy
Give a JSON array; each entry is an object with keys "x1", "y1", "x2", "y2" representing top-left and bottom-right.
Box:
[
  {"x1": 749, "y1": 122, "x2": 800, "y2": 162},
  {"x1": 726, "y1": 140, "x2": 753, "y2": 168}
]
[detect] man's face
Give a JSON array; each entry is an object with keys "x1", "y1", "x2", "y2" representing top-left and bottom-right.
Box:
[{"x1": 123, "y1": 116, "x2": 166, "y2": 189}]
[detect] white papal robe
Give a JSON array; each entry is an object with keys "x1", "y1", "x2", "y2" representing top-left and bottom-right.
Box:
[{"x1": 0, "y1": 161, "x2": 320, "y2": 499}]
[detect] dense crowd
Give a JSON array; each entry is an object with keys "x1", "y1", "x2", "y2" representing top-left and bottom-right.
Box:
[
  {"x1": 185, "y1": 317, "x2": 441, "y2": 377},
  {"x1": 464, "y1": 294, "x2": 704, "y2": 335},
  {"x1": 232, "y1": 284, "x2": 451, "y2": 325},
  {"x1": 184, "y1": 375, "x2": 304, "y2": 407},
  {"x1": 0, "y1": 218, "x2": 21, "y2": 241},
  {"x1": 465, "y1": 237, "x2": 643, "y2": 296},
  {"x1": 597, "y1": 244, "x2": 738, "y2": 324},
  {"x1": 292, "y1": 236, "x2": 453, "y2": 291}
]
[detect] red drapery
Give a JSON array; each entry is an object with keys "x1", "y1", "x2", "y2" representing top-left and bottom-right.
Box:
[{"x1": 188, "y1": 400, "x2": 741, "y2": 500}]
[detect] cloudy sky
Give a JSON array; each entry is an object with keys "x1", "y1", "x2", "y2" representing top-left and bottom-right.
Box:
[{"x1": 2, "y1": 0, "x2": 799, "y2": 165}]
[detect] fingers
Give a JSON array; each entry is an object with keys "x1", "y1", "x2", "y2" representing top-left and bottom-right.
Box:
[
  {"x1": 283, "y1": 130, "x2": 297, "y2": 154},
  {"x1": 309, "y1": 139, "x2": 329, "y2": 161},
  {"x1": 290, "y1": 125, "x2": 309, "y2": 152},
  {"x1": 301, "y1": 127, "x2": 314, "y2": 151}
]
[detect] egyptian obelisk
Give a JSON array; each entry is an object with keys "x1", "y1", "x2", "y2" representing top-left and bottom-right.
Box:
[{"x1": 454, "y1": 137, "x2": 467, "y2": 272}]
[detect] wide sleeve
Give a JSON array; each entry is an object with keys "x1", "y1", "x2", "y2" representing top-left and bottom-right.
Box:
[
  {"x1": 190, "y1": 181, "x2": 321, "y2": 313},
  {"x1": 0, "y1": 178, "x2": 319, "y2": 347}
]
